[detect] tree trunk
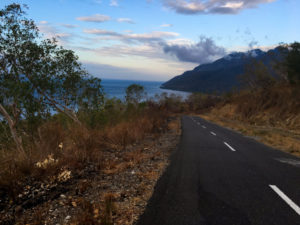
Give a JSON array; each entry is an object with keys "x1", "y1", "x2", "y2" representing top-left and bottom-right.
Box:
[
  {"x1": 24, "y1": 73, "x2": 82, "y2": 126},
  {"x1": 45, "y1": 95, "x2": 82, "y2": 126},
  {"x1": 0, "y1": 103, "x2": 25, "y2": 153}
]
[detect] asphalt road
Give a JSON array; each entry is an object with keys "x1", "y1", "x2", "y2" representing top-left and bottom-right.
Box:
[{"x1": 136, "y1": 116, "x2": 300, "y2": 225}]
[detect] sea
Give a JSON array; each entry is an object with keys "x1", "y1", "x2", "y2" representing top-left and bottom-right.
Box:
[{"x1": 101, "y1": 79, "x2": 190, "y2": 101}]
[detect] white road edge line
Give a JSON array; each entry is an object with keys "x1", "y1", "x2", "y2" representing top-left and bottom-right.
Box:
[
  {"x1": 210, "y1": 132, "x2": 216, "y2": 136},
  {"x1": 269, "y1": 185, "x2": 300, "y2": 216},
  {"x1": 224, "y1": 142, "x2": 236, "y2": 151}
]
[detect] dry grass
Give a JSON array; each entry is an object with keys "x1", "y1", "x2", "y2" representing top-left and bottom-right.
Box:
[
  {"x1": 202, "y1": 113, "x2": 300, "y2": 156},
  {"x1": 103, "y1": 111, "x2": 166, "y2": 151},
  {"x1": 168, "y1": 117, "x2": 181, "y2": 135},
  {"x1": 1, "y1": 115, "x2": 181, "y2": 225},
  {"x1": 69, "y1": 197, "x2": 102, "y2": 225},
  {"x1": 201, "y1": 85, "x2": 300, "y2": 156},
  {"x1": 0, "y1": 106, "x2": 168, "y2": 205}
]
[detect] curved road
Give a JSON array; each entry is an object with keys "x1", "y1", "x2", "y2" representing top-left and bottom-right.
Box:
[{"x1": 136, "y1": 116, "x2": 300, "y2": 225}]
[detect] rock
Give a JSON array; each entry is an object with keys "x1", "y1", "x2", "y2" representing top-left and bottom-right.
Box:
[
  {"x1": 65, "y1": 215, "x2": 71, "y2": 221},
  {"x1": 60, "y1": 194, "x2": 66, "y2": 199}
]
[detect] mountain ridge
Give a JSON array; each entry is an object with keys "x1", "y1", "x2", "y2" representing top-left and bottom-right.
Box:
[{"x1": 161, "y1": 48, "x2": 282, "y2": 93}]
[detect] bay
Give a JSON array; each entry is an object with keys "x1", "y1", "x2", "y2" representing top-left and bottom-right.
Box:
[{"x1": 101, "y1": 79, "x2": 190, "y2": 100}]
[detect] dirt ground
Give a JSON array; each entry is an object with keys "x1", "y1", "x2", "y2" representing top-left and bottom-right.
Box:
[{"x1": 0, "y1": 117, "x2": 181, "y2": 225}]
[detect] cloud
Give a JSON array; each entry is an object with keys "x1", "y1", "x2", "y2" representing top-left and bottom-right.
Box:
[
  {"x1": 83, "y1": 43, "x2": 166, "y2": 59},
  {"x1": 126, "y1": 31, "x2": 179, "y2": 42},
  {"x1": 83, "y1": 29, "x2": 179, "y2": 43},
  {"x1": 39, "y1": 21, "x2": 48, "y2": 25},
  {"x1": 38, "y1": 22, "x2": 73, "y2": 45},
  {"x1": 80, "y1": 28, "x2": 227, "y2": 66},
  {"x1": 117, "y1": 18, "x2": 135, "y2": 24},
  {"x1": 162, "y1": 36, "x2": 226, "y2": 64},
  {"x1": 83, "y1": 62, "x2": 167, "y2": 81},
  {"x1": 248, "y1": 40, "x2": 259, "y2": 49},
  {"x1": 61, "y1": 24, "x2": 78, "y2": 29},
  {"x1": 38, "y1": 22, "x2": 59, "y2": 37},
  {"x1": 110, "y1": 0, "x2": 119, "y2": 6},
  {"x1": 163, "y1": 0, "x2": 276, "y2": 14},
  {"x1": 84, "y1": 29, "x2": 121, "y2": 36},
  {"x1": 76, "y1": 14, "x2": 111, "y2": 23},
  {"x1": 161, "y1": 24, "x2": 173, "y2": 27}
]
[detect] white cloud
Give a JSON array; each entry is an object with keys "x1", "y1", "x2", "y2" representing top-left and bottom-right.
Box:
[
  {"x1": 84, "y1": 29, "x2": 121, "y2": 36},
  {"x1": 39, "y1": 21, "x2": 48, "y2": 25},
  {"x1": 83, "y1": 29, "x2": 179, "y2": 43},
  {"x1": 38, "y1": 22, "x2": 72, "y2": 45},
  {"x1": 127, "y1": 31, "x2": 179, "y2": 41},
  {"x1": 38, "y1": 23, "x2": 59, "y2": 38},
  {"x1": 80, "y1": 49, "x2": 196, "y2": 81},
  {"x1": 90, "y1": 44, "x2": 165, "y2": 59},
  {"x1": 161, "y1": 24, "x2": 173, "y2": 27},
  {"x1": 110, "y1": 0, "x2": 119, "y2": 6},
  {"x1": 61, "y1": 24, "x2": 78, "y2": 29},
  {"x1": 163, "y1": 0, "x2": 277, "y2": 14},
  {"x1": 117, "y1": 18, "x2": 135, "y2": 24},
  {"x1": 76, "y1": 14, "x2": 111, "y2": 23},
  {"x1": 223, "y1": 2, "x2": 244, "y2": 9},
  {"x1": 83, "y1": 62, "x2": 168, "y2": 81}
]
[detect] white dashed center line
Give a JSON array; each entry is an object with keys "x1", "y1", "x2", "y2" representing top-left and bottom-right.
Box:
[
  {"x1": 224, "y1": 142, "x2": 236, "y2": 151},
  {"x1": 269, "y1": 185, "x2": 300, "y2": 216},
  {"x1": 210, "y1": 132, "x2": 216, "y2": 136},
  {"x1": 202, "y1": 125, "x2": 206, "y2": 129}
]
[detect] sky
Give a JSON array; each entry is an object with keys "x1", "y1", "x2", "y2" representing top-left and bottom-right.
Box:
[{"x1": 1, "y1": 0, "x2": 299, "y2": 81}]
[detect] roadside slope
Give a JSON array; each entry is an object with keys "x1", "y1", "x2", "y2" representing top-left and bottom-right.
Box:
[{"x1": 200, "y1": 85, "x2": 300, "y2": 156}]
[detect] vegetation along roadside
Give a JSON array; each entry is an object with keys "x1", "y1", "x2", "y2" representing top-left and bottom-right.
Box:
[
  {"x1": 0, "y1": 4, "x2": 181, "y2": 224},
  {"x1": 1, "y1": 2, "x2": 300, "y2": 225}
]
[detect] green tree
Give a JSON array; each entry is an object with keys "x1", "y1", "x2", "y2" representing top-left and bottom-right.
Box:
[
  {"x1": 285, "y1": 42, "x2": 300, "y2": 85},
  {"x1": 125, "y1": 84, "x2": 145, "y2": 104},
  {"x1": 273, "y1": 42, "x2": 300, "y2": 85},
  {"x1": 0, "y1": 4, "x2": 104, "y2": 152}
]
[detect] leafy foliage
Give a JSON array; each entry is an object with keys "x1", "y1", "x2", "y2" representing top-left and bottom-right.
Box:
[
  {"x1": 285, "y1": 42, "x2": 300, "y2": 85},
  {"x1": 0, "y1": 4, "x2": 104, "y2": 151},
  {"x1": 125, "y1": 84, "x2": 145, "y2": 104}
]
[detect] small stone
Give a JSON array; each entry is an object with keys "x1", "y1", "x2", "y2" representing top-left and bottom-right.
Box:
[
  {"x1": 65, "y1": 215, "x2": 71, "y2": 221},
  {"x1": 60, "y1": 194, "x2": 66, "y2": 198}
]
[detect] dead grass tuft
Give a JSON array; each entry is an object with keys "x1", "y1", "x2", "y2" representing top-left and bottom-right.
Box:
[
  {"x1": 201, "y1": 84, "x2": 300, "y2": 156},
  {"x1": 0, "y1": 103, "x2": 170, "y2": 204}
]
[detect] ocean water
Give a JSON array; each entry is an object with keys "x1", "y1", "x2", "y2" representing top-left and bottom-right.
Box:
[{"x1": 101, "y1": 79, "x2": 190, "y2": 100}]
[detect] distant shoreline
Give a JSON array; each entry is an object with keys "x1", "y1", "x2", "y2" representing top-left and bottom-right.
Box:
[{"x1": 101, "y1": 79, "x2": 190, "y2": 100}]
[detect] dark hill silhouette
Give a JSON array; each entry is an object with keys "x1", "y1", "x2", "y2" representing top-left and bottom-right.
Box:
[{"x1": 161, "y1": 48, "x2": 283, "y2": 93}]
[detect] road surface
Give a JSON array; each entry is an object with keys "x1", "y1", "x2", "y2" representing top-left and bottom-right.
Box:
[{"x1": 136, "y1": 116, "x2": 300, "y2": 225}]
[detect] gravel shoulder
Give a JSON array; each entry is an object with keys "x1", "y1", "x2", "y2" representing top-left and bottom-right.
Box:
[{"x1": 0, "y1": 117, "x2": 181, "y2": 225}]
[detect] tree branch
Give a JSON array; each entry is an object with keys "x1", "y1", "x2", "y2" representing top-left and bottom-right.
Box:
[{"x1": 0, "y1": 103, "x2": 25, "y2": 153}]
